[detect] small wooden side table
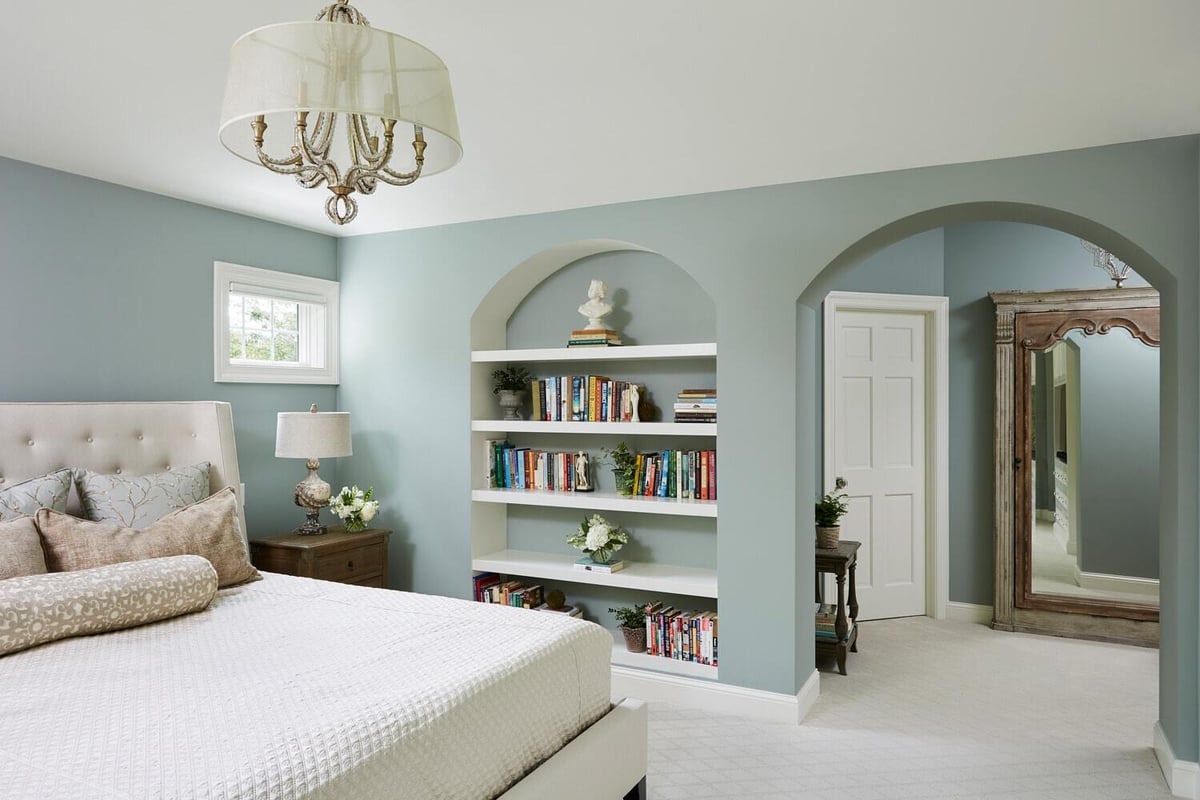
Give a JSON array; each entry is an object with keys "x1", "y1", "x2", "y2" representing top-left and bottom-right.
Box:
[
  {"x1": 250, "y1": 527, "x2": 391, "y2": 588},
  {"x1": 815, "y1": 539, "x2": 860, "y2": 675}
]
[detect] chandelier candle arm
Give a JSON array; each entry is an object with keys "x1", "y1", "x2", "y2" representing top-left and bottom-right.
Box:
[{"x1": 220, "y1": 0, "x2": 461, "y2": 226}]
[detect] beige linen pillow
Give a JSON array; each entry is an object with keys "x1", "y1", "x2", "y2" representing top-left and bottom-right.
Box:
[
  {"x1": 0, "y1": 517, "x2": 48, "y2": 579},
  {"x1": 35, "y1": 487, "x2": 260, "y2": 588},
  {"x1": 75, "y1": 463, "x2": 211, "y2": 529},
  {"x1": 0, "y1": 469, "x2": 73, "y2": 521},
  {"x1": 0, "y1": 555, "x2": 218, "y2": 657}
]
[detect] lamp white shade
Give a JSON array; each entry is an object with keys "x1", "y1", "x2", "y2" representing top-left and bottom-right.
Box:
[
  {"x1": 219, "y1": 20, "x2": 462, "y2": 176},
  {"x1": 275, "y1": 411, "x2": 353, "y2": 459}
]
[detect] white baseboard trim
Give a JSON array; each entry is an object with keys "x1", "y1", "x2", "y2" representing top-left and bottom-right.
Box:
[
  {"x1": 944, "y1": 601, "x2": 993, "y2": 624},
  {"x1": 612, "y1": 666, "x2": 819, "y2": 725},
  {"x1": 1155, "y1": 721, "x2": 1199, "y2": 798},
  {"x1": 1078, "y1": 570, "x2": 1160, "y2": 598}
]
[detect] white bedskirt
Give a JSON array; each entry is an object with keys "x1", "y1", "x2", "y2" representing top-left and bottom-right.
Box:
[{"x1": 0, "y1": 573, "x2": 612, "y2": 799}]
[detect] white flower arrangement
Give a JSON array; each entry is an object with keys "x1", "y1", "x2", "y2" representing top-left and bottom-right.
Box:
[
  {"x1": 330, "y1": 485, "x2": 380, "y2": 532},
  {"x1": 566, "y1": 513, "x2": 630, "y2": 564}
]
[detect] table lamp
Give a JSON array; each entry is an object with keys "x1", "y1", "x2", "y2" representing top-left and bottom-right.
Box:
[{"x1": 275, "y1": 404, "x2": 352, "y2": 534}]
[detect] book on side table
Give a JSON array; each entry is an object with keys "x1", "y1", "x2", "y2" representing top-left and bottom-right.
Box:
[{"x1": 574, "y1": 557, "x2": 626, "y2": 574}]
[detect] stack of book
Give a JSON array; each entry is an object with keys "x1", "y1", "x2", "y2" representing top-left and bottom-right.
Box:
[
  {"x1": 630, "y1": 449, "x2": 716, "y2": 500},
  {"x1": 573, "y1": 556, "x2": 625, "y2": 573},
  {"x1": 815, "y1": 602, "x2": 850, "y2": 641},
  {"x1": 483, "y1": 439, "x2": 581, "y2": 492},
  {"x1": 644, "y1": 602, "x2": 717, "y2": 665},
  {"x1": 674, "y1": 388, "x2": 716, "y2": 423},
  {"x1": 473, "y1": 572, "x2": 583, "y2": 616},
  {"x1": 472, "y1": 573, "x2": 545, "y2": 609},
  {"x1": 567, "y1": 328, "x2": 622, "y2": 347},
  {"x1": 530, "y1": 375, "x2": 637, "y2": 422}
]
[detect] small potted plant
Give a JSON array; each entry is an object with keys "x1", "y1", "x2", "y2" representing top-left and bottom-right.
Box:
[
  {"x1": 567, "y1": 513, "x2": 630, "y2": 564},
  {"x1": 609, "y1": 605, "x2": 647, "y2": 653},
  {"x1": 815, "y1": 477, "x2": 849, "y2": 548},
  {"x1": 330, "y1": 485, "x2": 380, "y2": 532},
  {"x1": 600, "y1": 441, "x2": 637, "y2": 495},
  {"x1": 491, "y1": 364, "x2": 532, "y2": 420}
]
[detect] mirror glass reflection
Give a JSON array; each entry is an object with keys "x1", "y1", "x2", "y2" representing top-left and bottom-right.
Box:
[{"x1": 1028, "y1": 328, "x2": 1159, "y2": 607}]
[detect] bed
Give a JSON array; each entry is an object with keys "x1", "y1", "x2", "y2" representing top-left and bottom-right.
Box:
[{"x1": 0, "y1": 402, "x2": 647, "y2": 800}]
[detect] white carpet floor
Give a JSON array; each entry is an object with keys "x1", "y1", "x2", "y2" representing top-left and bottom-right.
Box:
[{"x1": 646, "y1": 617, "x2": 1168, "y2": 799}]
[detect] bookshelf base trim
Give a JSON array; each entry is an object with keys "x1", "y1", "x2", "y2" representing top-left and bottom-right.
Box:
[{"x1": 610, "y1": 666, "x2": 819, "y2": 725}]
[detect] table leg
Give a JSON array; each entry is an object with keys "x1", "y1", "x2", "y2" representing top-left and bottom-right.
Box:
[
  {"x1": 848, "y1": 560, "x2": 859, "y2": 653},
  {"x1": 834, "y1": 570, "x2": 848, "y2": 642}
]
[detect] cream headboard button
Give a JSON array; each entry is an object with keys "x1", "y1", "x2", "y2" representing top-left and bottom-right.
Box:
[
  {"x1": 26, "y1": 439, "x2": 34, "y2": 446},
  {"x1": 137, "y1": 434, "x2": 144, "y2": 441},
  {"x1": 115, "y1": 468, "x2": 122, "y2": 474},
  {"x1": 86, "y1": 436, "x2": 94, "y2": 443}
]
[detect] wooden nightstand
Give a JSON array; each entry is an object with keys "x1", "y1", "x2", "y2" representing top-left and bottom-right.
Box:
[{"x1": 250, "y1": 527, "x2": 391, "y2": 588}]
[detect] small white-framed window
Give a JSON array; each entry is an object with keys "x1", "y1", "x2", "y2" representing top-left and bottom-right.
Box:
[{"x1": 213, "y1": 262, "x2": 339, "y2": 384}]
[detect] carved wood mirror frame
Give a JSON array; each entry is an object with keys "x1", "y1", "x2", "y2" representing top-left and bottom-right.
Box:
[{"x1": 990, "y1": 287, "x2": 1160, "y2": 646}]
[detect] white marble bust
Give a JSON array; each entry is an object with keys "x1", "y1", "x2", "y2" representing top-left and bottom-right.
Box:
[{"x1": 577, "y1": 279, "x2": 613, "y2": 330}]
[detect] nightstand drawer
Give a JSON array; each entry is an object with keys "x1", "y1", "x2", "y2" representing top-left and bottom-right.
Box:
[{"x1": 314, "y1": 543, "x2": 384, "y2": 582}]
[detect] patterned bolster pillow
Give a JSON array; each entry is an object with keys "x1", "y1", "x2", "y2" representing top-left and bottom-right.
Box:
[{"x1": 0, "y1": 555, "x2": 217, "y2": 657}]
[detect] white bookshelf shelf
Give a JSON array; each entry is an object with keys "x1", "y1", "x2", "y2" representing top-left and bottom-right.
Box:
[
  {"x1": 471, "y1": 420, "x2": 716, "y2": 436},
  {"x1": 472, "y1": 488, "x2": 717, "y2": 518},
  {"x1": 471, "y1": 342, "x2": 716, "y2": 363},
  {"x1": 609, "y1": 630, "x2": 718, "y2": 680},
  {"x1": 471, "y1": 549, "x2": 718, "y2": 598}
]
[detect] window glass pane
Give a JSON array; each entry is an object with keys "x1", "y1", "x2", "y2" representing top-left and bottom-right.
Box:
[
  {"x1": 273, "y1": 302, "x2": 299, "y2": 332},
  {"x1": 229, "y1": 329, "x2": 245, "y2": 359},
  {"x1": 274, "y1": 332, "x2": 300, "y2": 362},
  {"x1": 245, "y1": 332, "x2": 272, "y2": 361},
  {"x1": 244, "y1": 297, "x2": 271, "y2": 330},
  {"x1": 228, "y1": 295, "x2": 243, "y2": 321}
]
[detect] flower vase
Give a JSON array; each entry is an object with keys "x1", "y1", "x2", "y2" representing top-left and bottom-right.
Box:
[
  {"x1": 344, "y1": 517, "x2": 367, "y2": 533},
  {"x1": 621, "y1": 625, "x2": 647, "y2": 653},
  {"x1": 816, "y1": 525, "x2": 841, "y2": 549},
  {"x1": 497, "y1": 389, "x2": 525, "y2": 420},
  {"x1": 588, "y1": 547, "x2": 612, "y2": 564}
]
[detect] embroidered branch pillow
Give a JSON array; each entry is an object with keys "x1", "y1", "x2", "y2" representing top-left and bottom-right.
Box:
[
  {"x1": 0, "y1": 517, "x2": 48, "y2": 580},
  {"x1": 0, "y1": 555, "x2": 218, "y2": 657},
  {"x1": 75, "y1": 462, "x2": 210, "y2": 529},
  {"x1": 0, "y1": 469, "x2": 73, "y2": 521},
  {"x1": 35, "y1": 487, "x2": 260, "y2": 588}
]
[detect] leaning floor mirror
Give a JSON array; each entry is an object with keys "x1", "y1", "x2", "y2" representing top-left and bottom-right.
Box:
[{"x1": 990, "y1": 287, "x2": 1159, "y2": 646}]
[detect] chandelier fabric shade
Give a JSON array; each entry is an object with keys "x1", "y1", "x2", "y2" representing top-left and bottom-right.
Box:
[{"x1": 218, "y1": 3, "x2": 461, "y2": 226}]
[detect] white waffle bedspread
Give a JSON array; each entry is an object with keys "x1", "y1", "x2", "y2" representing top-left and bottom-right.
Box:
[{"x1": 0, "y1": 572, "x2": 612, "y2": 800}]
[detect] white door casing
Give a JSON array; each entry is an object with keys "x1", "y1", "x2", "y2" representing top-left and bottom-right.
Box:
[{"x1": 822, "y1": 292, "x2": 949, "y2": 621}]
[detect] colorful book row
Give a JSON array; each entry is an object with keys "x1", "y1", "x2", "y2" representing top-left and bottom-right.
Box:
[
  {"x1": 633, "y1": 449, "x2": 717, "y2": 500},
  {"x1": 645, "y1": 602, "x2": 717, "y2": 665},
  {"x1": 484, "y1": 439, "x2": 583, "y2": 491},
  {"x1": 674, "y1": 388, "x2": 716, "y2": 423},
  {"x1": 530, "y1": 375, "x2": 637, "y2": 422},
  {"x1": 473, "y1": 572, "x2": 582, "y2": 616}
]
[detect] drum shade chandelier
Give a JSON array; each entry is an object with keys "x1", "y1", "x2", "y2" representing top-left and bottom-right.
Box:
[{"x1": 219, "y1": 1, "x2": 462, "y2": 226}]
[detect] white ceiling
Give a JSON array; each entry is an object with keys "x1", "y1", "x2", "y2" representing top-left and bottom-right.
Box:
[{"x1": 4, "y1": 1, "x2": 1199, "y2": 237}]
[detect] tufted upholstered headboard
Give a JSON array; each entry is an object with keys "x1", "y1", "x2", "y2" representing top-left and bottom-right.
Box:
[{"x1": 0, "y1": 402, "x2": 246, "y2": 539}]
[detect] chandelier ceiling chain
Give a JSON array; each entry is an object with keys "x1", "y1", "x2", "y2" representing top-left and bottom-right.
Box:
[{"x1": 219, "y1": 0, "x2": 461, "y2": 226}]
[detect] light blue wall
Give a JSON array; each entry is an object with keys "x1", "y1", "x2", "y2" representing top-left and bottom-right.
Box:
[
  {"x1": 339, "y1": 136, "x2": 1200, "y2": 759},
  {"x1": 1073, "y1": 331, "x2": 1159, "y2": 579},
  {"x1": 0, "y1": 157, "x2": 339, "y2": 537}
]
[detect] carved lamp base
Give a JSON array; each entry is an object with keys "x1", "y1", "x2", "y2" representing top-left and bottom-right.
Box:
[{"x1": 294, "y1": 458, "x2": 332, "y2": 535}]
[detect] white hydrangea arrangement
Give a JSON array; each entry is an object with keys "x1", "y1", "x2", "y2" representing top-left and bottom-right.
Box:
[
  {"x1": 566, "y1": 513, "x2": 630, "y2": 564},
  {"x1": 330, "y1": 485, "x2": 380, "y2": 532}
]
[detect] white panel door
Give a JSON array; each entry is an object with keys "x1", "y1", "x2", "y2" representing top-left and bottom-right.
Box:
[{"x1": 829, "y1": 309, "x2": 927, "y2": 620}]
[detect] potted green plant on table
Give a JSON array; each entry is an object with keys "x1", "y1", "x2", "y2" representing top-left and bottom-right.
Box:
[
  {"x1": 600, "y1": 441, "x2": 637, "y2": 495},
  {"x1": 815, "y1": 477, "x2": 850, "y2": 548},
  {"x1": 610, "y1": 605, "x2": 648, "y2": 653},
  {"x1": 491, "y1": 364, "x2": 532, "y2": 420}
]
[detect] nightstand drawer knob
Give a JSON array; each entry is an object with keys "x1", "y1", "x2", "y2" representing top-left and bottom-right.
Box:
[{"x1": 347, "y1": 560, "x2": 354, "y2": 570}]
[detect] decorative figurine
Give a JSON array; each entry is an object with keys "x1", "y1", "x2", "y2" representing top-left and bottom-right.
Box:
[
  {"x1": 577, "y1": 279, "x2": 614, "y2": 330},
  {"x1": 574, "y1": 451, "x2": 594, "y2": 492}
]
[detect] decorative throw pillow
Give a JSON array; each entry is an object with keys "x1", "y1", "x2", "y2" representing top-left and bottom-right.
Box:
[
  {"x1": 0, "y1": 469, "x2": 72, "y2": 521},
  {"x1": 0, "y1": 517, "x2": 48, "y2": 579},
  {"x1": 75, "y1": 462, "x2": 211, "y2": 529},
  {"x1": 35, "y1": 487, "x2": 260, "y2": 588},
  {"x1": 0, "y1": 555, "x2": 218, "y2": 657}
]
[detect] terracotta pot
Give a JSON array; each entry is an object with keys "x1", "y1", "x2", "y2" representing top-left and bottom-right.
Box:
[
  {"x1": 816, "y1": 525, "x2": 841, "y2": 549},
  {"x1": 621, "y1": 625, "x2": 647, "y2": 653}
]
